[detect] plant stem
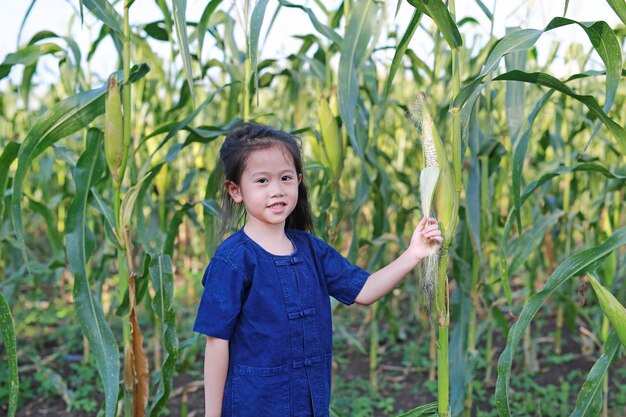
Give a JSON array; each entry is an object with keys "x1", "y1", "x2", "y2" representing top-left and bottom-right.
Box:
[
  {"x1": 440, "y1": 1, "x2": 460, "y2": 414},
  {"x1": 556, "y1": 142, "x2": 572, "y2": 354},
  {"x1": 243, "y1": 0, "x2": 250, "y2": 121},
  {"x1": 119, "y1": 2, "x2": 133, "y2": 415},
  {"x1": 449, "y1": 0, "x2": 461, "y2": 194},
  {"x1": 484, "y1": 253, "x2": 495, "y2": 383},
  {"x1": 464, "y1": 255, "x2": 479, "y2": 416},
  {"x1": 436, "y1": 246, "x2": 450, "y2": 417},
  {"x1": 369, "y1": 302, "x2": 379, "y2": 392}
]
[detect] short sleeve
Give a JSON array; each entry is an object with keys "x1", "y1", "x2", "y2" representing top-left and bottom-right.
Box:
[
  {"x1": 317, "y1": 240, "x2": 370, "y2": 305},
  {"x1": 193, "y1": 257, "x2": 248, "y2": 340}
]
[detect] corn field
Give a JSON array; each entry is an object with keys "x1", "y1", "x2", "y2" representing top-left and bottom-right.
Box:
[{"x1": 1, "y1": 0, "x2": 626, "y2": 416}]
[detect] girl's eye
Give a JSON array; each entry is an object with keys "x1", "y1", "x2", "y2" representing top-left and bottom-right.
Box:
[
  {"x1": 281, "y1": 175, "x2": 293, "y2": 181},
  {"x1": 256, "y1": 178, "x2": 268, "y2": 184}
]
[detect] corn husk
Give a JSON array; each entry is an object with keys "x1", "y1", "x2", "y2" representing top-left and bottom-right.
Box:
[
  {"x1": 411, "y1": 92, "x2": 458, "y2": 244},
  {"x1": 104, "y1": 76, "x2": 124, "y2": 183},
  {"x1": 317, "y1": 92, "x2": 343, "y2": 181}
]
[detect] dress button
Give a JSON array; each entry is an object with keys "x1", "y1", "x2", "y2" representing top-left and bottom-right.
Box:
[{"x1": 304, "y1": 359, "x2": 312, "y2": 366}]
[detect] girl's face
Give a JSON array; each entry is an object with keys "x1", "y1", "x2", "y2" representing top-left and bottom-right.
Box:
[{"x1": 226, "y1": 145, "x2": 301, "y2": 231}]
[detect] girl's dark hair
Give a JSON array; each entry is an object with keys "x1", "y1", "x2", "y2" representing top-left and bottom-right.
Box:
[{"x1": 218, "y1": 122, "x2": 314, "y2": 235}]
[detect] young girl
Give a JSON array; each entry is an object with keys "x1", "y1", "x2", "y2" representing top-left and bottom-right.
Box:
[{"x1": 194, "y1": 122, "x2": 442, "y2": 417}]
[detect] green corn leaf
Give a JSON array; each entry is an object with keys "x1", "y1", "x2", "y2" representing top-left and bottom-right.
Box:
[
  {"x1": 494, "y1": 70, "x2": 626, "y2": 155},
  {"x1": 20, "y1": 64, "x2": 37, "y2": 109},
  {"x1": 504, "y1": 26, "x2": 527, "y2": 145},
  {"x1": 197, "y1": 0, "x2": 221, "y2": 59},
  {"x1": 78, "y1": 0, "x2": 84, "y2": 23},
  {"x1": 32, "y1": 364, "x2": 73, "y2": 406},
  {"x1": 28, "y1": 199, "x2": 64, "y2": 259},
  {"x1": 26, "y1": 31, "x2": 82, "y2": 69},
  {"x1": 498, "y1": 161, "x2": 626, "y2": 304},
  {"x1": 394, "y1": 401, "x2": 438, "y2": 417},
  {"x1": 495, "y1": 227, "x2": 626, "y2": 417},
  {"x1": 88, "y1": 24, "x2": 123, "y2": 62},
  {"x1": 82, "y1": 0, "x2": 124, "y2": 38},
  {"x1": 0, "y1": 142, "x2": 20, "y2": 220},
  {"x1": 338, "y1": 0, "x2": 377, "y2": 160},
  {"x1": 382, "y1": 8, "x2": 422, "y2": 105},
  {"x1": 449, "y1": 276, "x2": 473, "y2": 416},
  {"x1": 12, "y1": 85, "x2": 105, "y2": 268},
  {"x1": 507, "y1": 211, "x2": 563, "y2": 275},
  {"x1": 148, "y1": 253, "x2": 179, "y2": 417},
  {"x1": 173, "y1": 0, "x2": 195, "y2": 102},
  {"x1": 570, "y1": 330, "x2": 621, "y2": 417},
  {"x1": 522, "y1": 162, "x2": 626, "y2": 202},
  {"x1": 202, "y1": 167, "x2": 223, "y2": 256},
  {"x1": 278, "y1": 0, "x2": 342, "y2": 44},
  {"x1": 120, "y1": 173, "x2": 150, "y2": 230},
  {"x1": 11, "y1": 64, "x2": 149, "y2": 270},
  {"x1": 164, "y1": 201, "x2": 200, "y2": 257},
  {"x1": 406, "y1": 0, "x2": 462, "y2": 49},
  {"x1": 511, "y1": 90, "x2": 554, "y2": 231},
  {"x1": 475, "y1": 0, "x2": 494, "y2": 21},
  {"x1": 0, "y1": 43, "x2": 63, "y2": 79},
  {"x1": 66, "y1": 129, "x2": 119, "y2": 417},
  {"x1": 143, "y1": 20, "x2": 169, "y2": 41},
  {"x1": 0, "y1": 291, "x2": 18, "y2": 417},
  {"x1": 17, "y1": 32, "x2": 82, "y2": 107},
  {"x1": 134, "y1": 37, "x2": 167, "y2": 84},
  {"x1": 155, "y1": 0, "x2": 172, "y2": 28},
  {"x1": 89, "y1": 189, "x2": 121, "y2": 250},
  {"x1": 249, "y1": 0, "x2": 270, "y2": 106},
  {"x1": 17, "y1": 0, "x2": 37, "y2": 47},
  {"x1": 405, "y1": 49, "x2": 433, "y2": 83},
  {"x1": 483, "y1": 28, "x2": 542, "y2": 76},
  {"x1": 588, "y1": 273, "x2": 626, "y2": 349},
  {"x1": 463, "y1": 19, "x2": 620, "y2": 100},
  {"x1": 455, "y1": 18, "x2": 622, "y2": 153},
  {"x1": 605, "y1": 0, "x2": 626, "y2": 25},
  {"x1": 544, "y1": 18, "x2": 622, "y2": 142},
  {"x1": 132, "y1": 165, "x2": 162, "y2": 250},
  {"x1": 140, "y1": 83, "x2": 231, "y2": 170}
]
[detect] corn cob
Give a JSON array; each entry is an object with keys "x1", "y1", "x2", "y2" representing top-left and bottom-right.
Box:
[
  {"x1": 317, "y1": 92, "x2": 344, "y2": 181},
  {"x1": 104, "y1": 76, "x2": 124, "y2": 184},
  {"x1": 408, "y1": 92, "x2": 460, "y2": 308}
]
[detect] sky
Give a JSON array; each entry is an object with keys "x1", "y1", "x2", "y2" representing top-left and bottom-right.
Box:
[{"x1": 0, "y1": 0, "x2": 623, "y2": 89}]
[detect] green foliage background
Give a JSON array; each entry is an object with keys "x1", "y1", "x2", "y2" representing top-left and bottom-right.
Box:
[{"x1": 1, "y1": 1, "x2": 625, "y2": 416}]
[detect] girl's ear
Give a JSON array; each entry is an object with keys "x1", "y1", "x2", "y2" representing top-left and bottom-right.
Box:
[
  {"x1": 225, "y1": 180, "x2": 243, "y2": 203},
  {"x1": 298, "y1": 173, "x2": 302, "y2": 185}
]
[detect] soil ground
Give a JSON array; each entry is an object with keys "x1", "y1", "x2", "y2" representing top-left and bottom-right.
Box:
[{"x1": 6, "y1": 321, "x2": 626, "y2": 417}]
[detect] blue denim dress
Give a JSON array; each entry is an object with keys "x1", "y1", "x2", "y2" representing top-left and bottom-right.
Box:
[{"x1": 193, "y1": 228, "x2": 369, "y2": 417}]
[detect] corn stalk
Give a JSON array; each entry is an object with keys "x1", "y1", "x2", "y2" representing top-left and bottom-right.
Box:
[{"x1": 411, "y1": 91, "x2": 459, "y2": 417}]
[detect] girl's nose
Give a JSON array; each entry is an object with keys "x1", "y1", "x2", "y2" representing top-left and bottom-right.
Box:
[{"x1": 270, "y1": 183, "x2": 285, "y2": 197}]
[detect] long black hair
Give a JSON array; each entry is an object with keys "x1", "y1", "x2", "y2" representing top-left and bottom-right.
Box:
[{"x1": 218, "y1": 122, "x2": 314, "y2": 235}]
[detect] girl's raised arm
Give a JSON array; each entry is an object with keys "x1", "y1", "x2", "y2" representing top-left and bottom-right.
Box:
[
  {"x1": 355, "y1": 217, "x2": 442, "y2": 305},
  {"x1": 204, "y1": 336, "x2": 229, "y2": 417}
]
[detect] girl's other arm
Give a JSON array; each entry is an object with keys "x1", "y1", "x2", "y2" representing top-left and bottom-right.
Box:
[
  {"x1": 355, "y1": 217, "x2": 442, "y2": 305},
  {"x1": 204, "y1": 336, "x2": 229, "y2": 417}
]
